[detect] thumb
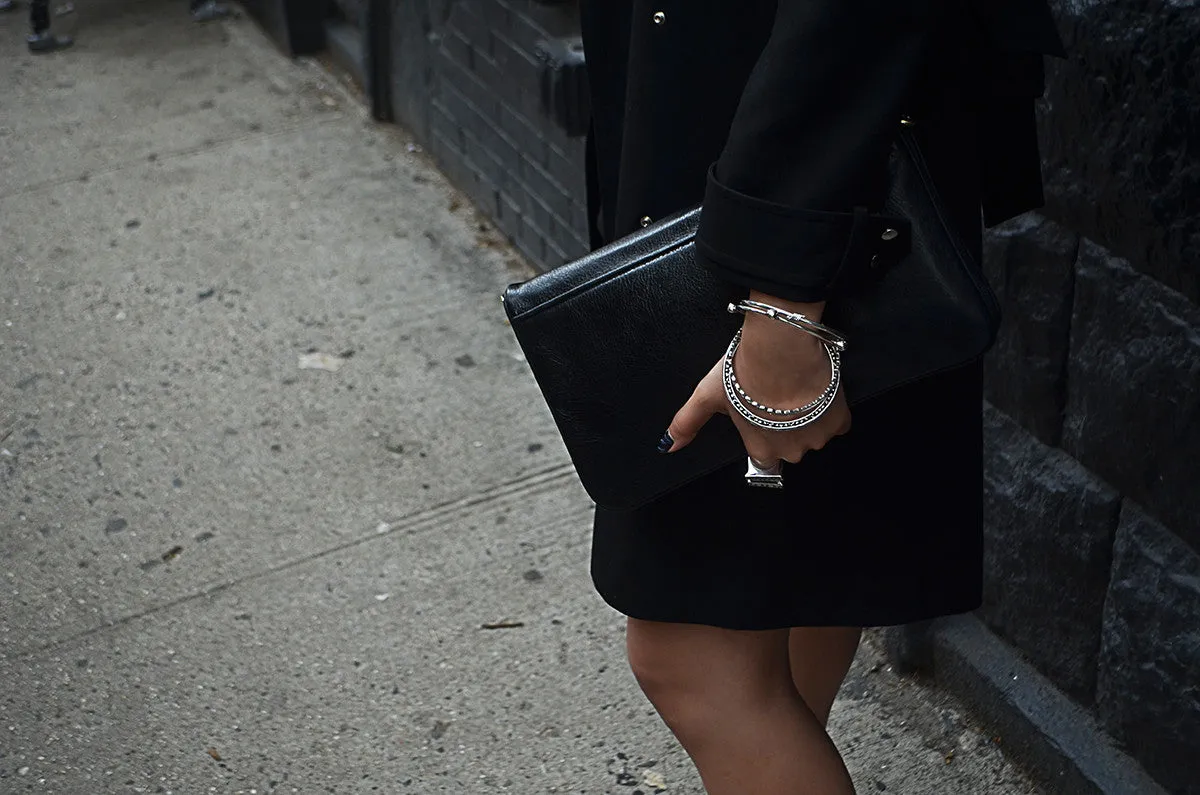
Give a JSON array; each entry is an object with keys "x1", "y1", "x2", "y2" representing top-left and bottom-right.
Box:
[{"x1": 663, "y1": 378, "x2": 725, "y2": 454}]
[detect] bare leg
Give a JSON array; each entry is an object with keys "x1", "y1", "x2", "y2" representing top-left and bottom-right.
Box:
[
  {"x1": 626, "y1": 618, "x2": 856, "y2": 795},
  {"x1": 788, "y1": 627, "x2": 863, "y2": 727}
]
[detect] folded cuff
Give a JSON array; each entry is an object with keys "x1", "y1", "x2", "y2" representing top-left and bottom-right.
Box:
[{"x1": 695, "y1": 165, "x2": 910, "y2": 303}]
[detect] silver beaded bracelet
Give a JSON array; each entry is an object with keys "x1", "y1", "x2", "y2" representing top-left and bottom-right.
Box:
[
  {"x1": 729, "y1": 359, "x2": 838, "y2": 416},
  {"x1": 722, "y1": 329, "x2": 841, "y2": 432}
]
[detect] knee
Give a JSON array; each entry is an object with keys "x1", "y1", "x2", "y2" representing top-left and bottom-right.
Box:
[
  {"x1": 627, "y1": 632, "x2": 689, "y2": 704},
  {"x1": 627, "y1": 623, "x2": 793, "y2": 750},
  {"x1": 627, "y1": 637, "x2": 716, "y2": 743}
]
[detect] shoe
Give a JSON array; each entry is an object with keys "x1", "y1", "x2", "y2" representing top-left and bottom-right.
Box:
[
  {"x1": 0, "y1": 0, "x2": 18, "y2": 12},
  {"x1": 28, "y1": 31, "x2": 73, "y2": 52},
  {"x1": 190, "y1": 0, "x2": 231, "y2": 21}
]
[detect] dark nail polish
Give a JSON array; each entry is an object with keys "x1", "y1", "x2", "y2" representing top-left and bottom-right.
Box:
[{"x1": 656, "y1": 432, "x2": 674, "y2": 454}]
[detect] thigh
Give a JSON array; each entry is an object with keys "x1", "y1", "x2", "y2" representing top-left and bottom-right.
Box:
[
  {"x1": 788, "y1": 627, "x2": 862, "y2": 725},
  {"x1": 626, "y1": 619, "x2": 793, "y2": 697}
]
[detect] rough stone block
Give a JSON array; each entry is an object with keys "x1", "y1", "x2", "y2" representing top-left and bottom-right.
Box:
[
  {"x1": 1040, "y1": 1, "x2": 1200, "y2": 302},
  {"x1": 1062, "y1": 241, "x2": 1200, "y2": 552},
  {"x1": 981, "y1": 406, "x2": 1121, "y2": 704},
  {"x1": 983, "y1": 214, "x2": 1079, "y2": 446},
  {"x1": 1097, "y1": 502, "x2": 1200, "y2": 795}
]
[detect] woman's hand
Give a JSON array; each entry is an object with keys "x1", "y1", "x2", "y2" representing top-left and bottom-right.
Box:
[{"x1": 662, "y1": 291, "x2": 851, "y2": 464}]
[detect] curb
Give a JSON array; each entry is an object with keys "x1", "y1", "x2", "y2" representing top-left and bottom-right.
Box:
[
  {"x1": 324, "y1": 18, "x2": 367, "y2": 91},
  {"x1": 928, "y1": 615, "x2": 1167, "y2": 795}
]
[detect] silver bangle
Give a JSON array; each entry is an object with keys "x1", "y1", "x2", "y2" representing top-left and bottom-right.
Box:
[
  {"x1": 728, "y1": 299, "x2": 848, "y2": 352},
  {"x1": 729, "y1": 360, "x2": 838, "y2": 416},
  {"x1": 722, "y1": 329, "x2": 840, "y2": 432}
]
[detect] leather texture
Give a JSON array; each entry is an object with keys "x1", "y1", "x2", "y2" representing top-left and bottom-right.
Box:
[{"x1": 503, "y1": 129, "x2": 999, "y2": 511}]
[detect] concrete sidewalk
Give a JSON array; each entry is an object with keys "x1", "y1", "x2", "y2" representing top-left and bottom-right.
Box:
[{"x1": 1, "y1": 4, "x2": 1044, "y2": 793}]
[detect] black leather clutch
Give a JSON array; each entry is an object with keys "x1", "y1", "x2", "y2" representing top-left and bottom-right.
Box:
[{"x1": 502, "y1": 129, "x2": 999, "y2": 511}]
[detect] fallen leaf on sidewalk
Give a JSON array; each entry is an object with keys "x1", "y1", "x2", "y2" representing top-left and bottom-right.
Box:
[
  {"x1": 481, "y1": 620, "x2": 525, "y2": 630},
  {"x1": 206, "y1": 747, "x2": 222, "y2": 761},
  {"x1": 298, "y1": 352, "x2": 346, "y2": 372},
  {"x1": 162, "y1": 546, "x2": 183, "y2": 562}
]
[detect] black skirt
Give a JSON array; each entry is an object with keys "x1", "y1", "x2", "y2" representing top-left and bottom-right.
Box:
[{"x1": 589, "y1": 116, "x2": 987, "y2": 630}]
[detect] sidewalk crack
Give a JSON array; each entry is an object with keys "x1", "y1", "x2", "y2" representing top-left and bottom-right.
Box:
[{"x1": 14, "y1": 463, "x2": 580, "y2": 659}]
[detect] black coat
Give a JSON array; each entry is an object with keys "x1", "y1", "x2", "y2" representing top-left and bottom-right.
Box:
[{"x1": 580, "y1": 0, "x2": 1065, "y2": 302}]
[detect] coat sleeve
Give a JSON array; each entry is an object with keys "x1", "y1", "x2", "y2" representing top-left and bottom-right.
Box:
[{"x1": 695, "y1": 0, "x2": 940, "y2": 303}]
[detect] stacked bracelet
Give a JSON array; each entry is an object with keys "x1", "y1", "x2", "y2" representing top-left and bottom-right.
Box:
[
  {"x1": 722, "y1": 329, "x2": 841, "y2": 432},
  {"x1": 721, "y1": 299, "x2": 848, "y2": 431},
  {"x1": 729, "y1": 356, "x2": 839, "y2": 416}
]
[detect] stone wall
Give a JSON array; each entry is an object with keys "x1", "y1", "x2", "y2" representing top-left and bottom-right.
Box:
[
  {"x1": 980, "y1": 3, "x2": 1200, "y2": 792},
  {"x1": 384, "y1": 2, "x2": 1199, "y2": 791}
]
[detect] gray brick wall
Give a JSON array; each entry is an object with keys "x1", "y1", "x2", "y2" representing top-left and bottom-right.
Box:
[{"x1": 391, "y1": 0, "x2": 589, "y2": 270}]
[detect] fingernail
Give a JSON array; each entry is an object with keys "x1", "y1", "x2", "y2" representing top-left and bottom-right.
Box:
[{"x1": 656, "y1": 432, "x2": 674, "y2": 454}]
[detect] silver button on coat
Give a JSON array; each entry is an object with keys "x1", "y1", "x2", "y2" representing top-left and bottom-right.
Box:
[{"x1": 652, "y1": 11, "x2": 666, "y2": 25}]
